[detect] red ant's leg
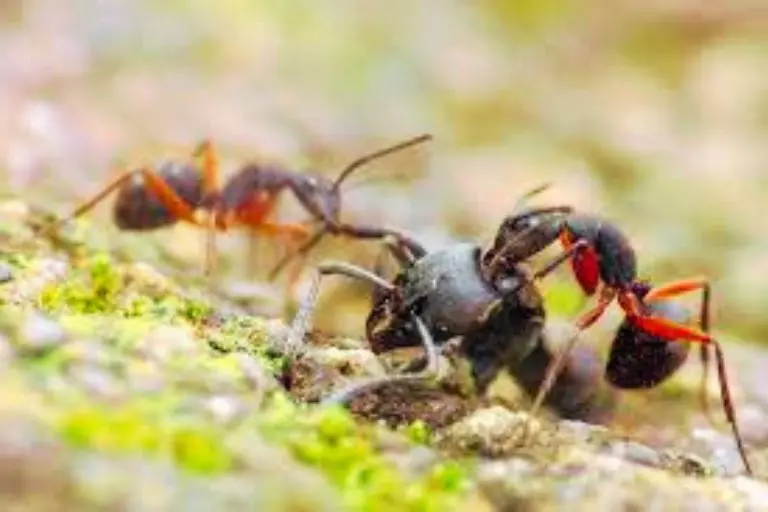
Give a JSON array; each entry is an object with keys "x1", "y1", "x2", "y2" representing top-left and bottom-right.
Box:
[
  {"x1": 192, "y1": 139, "x2": 222, "y2": 277},
  {"x1": 193, "y1": 139, "x2": 220, "y2": 197},
  {"x1": 641, "y1": 278, "x2": 715, "y2": 423},
  {"x1": 625, "y1": 281, "x2": 752, "y2": 476},
  {"x1": 529, "y1": 287, "x2": 617, "y2": 417},
  {"x1": 249, "y1": 220, "x2": 311, "y2": 241},
  {"x1": 48, "y1": 167, "x2": 202, "y2": 236},
  {"x1": 44, "y1": 170, "x2": 139, "y2": 234},
  {"x1": 138, "y1": 168, "x2": 202, "y2": 225}
]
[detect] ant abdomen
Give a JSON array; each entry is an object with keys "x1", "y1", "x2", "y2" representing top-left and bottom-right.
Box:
[
  {"x1": 113, "y1": 162, "x2": 203, "y2": 230},
  {"x1": 511, "y1": 341, "x2": 617, "y2": 422},
  {"x1": 606, "y1": 299, "x2": 692, "y2": 389}
]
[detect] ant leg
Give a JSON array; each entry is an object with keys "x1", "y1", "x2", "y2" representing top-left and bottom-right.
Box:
[
  {"x1": 267, "y1": 228, "x2": 325, "y2": 281},
  {"x1": 369, "y1": 234, "x2": 416, "y2": 306},
  {"x1": 204, "y1": 213, "x2": 217, "y2": 278},
  {"x1": 268, "y1": 222, "x2": 426, "y2": 281},
  {"x1": 624, "y1": 280, "x2": 752, "y2": 476},
  {"x1": 491, "y1": 239, "x2": 590, "y2": 290},
  {"x1": 529, "y1": 287, "x2": 617, "y2": 417},
  {"x1": 634, "y1": 278, "x2": 715, "y2": 423},
  {"x1": 250, "y1": 220, "x2": 310, "y2": 240},
  {"x1": 45, "y1": 167, "x2": 202, "y2": 235},
  {"x1": 321, "y1": 313, "x2": 439, "y2": 406},
  {"x1": 192, "y1": 139, "x2": 222, "y2": 277},
  {"x1": 192, "y1": 139, "x2": 220, "y2": 196},
  {"x1": 285, "y1": 261, "x2": 393, "y2": 354},
  {"x1": 333, "y1": 223, "x2": 428, "y2": 259},
  {"x1": 625, "y1": 319, "x2": 752, "y2": 476}
]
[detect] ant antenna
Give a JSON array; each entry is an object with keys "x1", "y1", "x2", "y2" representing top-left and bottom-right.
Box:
[
  {"x1": 268, "y1": 134, "x2": 433, "y2": 281},
  {"x1": 331, "y1": 133, "x2": 433, "y2": 191},
  {"x1": 512, "y1": 182, "x2": 552, "y2": 213}
]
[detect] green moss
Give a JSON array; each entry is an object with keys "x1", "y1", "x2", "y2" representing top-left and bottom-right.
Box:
[
  {"x1": 36, "y1": 253, "x2": 212, "y2": 325},
  {"x1": 205, "y1": 315, "x2": 287, "y2": 374},
  {"x1": 37, "y1": 253, "x2": 125, "y2": 314},
  {"x1": 401, "y1": 420, "x2": 431, "y2": 446},
  {"x1": 57, "y1": 401, "x2": 234, "y2": 475},
  {"x1": 258, "y1": 396, "x2": 470, "y2": 511},
  {"x1": 0, "y1": 251, "x2": 32, "y2": 270}
]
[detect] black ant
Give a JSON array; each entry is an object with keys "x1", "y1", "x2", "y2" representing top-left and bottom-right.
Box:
[
  {"x1": 284, "y1": 191, "x2": 616, "y2": 422},
  {"x1": 513, "y1": 210, "x2": 753, "y2": 475},
  {"x1": 43, "y1": 135, "x2": 432, "y2": 277}
]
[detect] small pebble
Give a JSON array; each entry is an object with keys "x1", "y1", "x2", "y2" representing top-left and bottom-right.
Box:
[
  {"x1": 477, "y1": 458, "x2": 535, "y2": 482},
  {"x1": 204, "y1": 394, "x2": 245, "y2": 424},
  {"x1": 0, "y1": 335, "x2": 15, "y2": 371},
  {"x1": 15, "y1": 312, "x2": 67, "y2": 356},
  {"x1": 306, "y1": 347, "x2": 386, "y2": 378},
  {"x1": 136, "y1": 325, "x2": 199, "y2": 364},
  {"x1": 69, "y1": 364, "x2": 121, "y2": 399},
  {"x1": 558, "y1": 420, "x2": 607, "y2": 444},
  {"x1": 0, "y1": 263, "x2": 13, "y2": 284},
  {"x1": 688, "y1": 428, "x2": 744, "y2": 476},
  {"x1": 236, "y1": 353, "x2": 277, "y2": 393},
  {"x1": 737, "y1": 404, "x2": 768, "y2": 445},
  {"x1": 608, "y1": 440, "x2": 662, "y2": 468}
]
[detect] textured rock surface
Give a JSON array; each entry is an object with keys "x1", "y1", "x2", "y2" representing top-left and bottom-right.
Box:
[{"x1": 0, "y1": 202, "x2": 767, "y2": 511}]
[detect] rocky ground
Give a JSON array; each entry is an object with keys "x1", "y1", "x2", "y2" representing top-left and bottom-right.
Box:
[{"x1": 0, "y1": 199, "x2": 767, "y2": 512}]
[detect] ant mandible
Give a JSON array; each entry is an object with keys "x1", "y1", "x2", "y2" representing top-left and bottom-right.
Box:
[
  {"x1": 514, "y1": 209, "x2": 753, "y2": 475},
  {"x1": 44, "y1": 134, "x2": 432, "y2": 277}
]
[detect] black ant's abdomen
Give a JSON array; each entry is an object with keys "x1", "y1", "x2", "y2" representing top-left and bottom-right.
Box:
[
  {"x1": 509, "y1": 337, "x2": 618, "y2": 423},
  {"x1": 606, "y1": 300, "x2": 691, "y2": 389},
  {"x1": 113, "y1": 162, "x2": 203, "y2": 230}
]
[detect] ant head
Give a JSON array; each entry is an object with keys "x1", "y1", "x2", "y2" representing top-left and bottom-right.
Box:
[
  {"x1": 488, "y1": 207, "x2": 570, "y2": 264},
  {"x1": 290, "y1": 173, "x2": 340, "y2": 224}
]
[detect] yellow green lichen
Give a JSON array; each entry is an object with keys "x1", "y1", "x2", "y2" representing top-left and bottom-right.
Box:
[
  {"x1": 258, "y1": 396, "x2": 471, "y2": 512},
  {"x1": 57, "y1": 401, "x2": 234, "y2": 475},
  {"x1": 204, "y1": 315, "x2": 287, "y2": 374},
  {"x1": 36, "y1": 252, "x2": 212, "y2": 325}
]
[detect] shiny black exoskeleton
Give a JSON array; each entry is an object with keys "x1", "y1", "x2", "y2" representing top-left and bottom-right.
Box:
[
  {"x1": 605, "y1": 281, "x2": 691, "y2": 389},
  {"x1": 287, "y1": 204, "x2": 616, "y2": 422},
  {"x1": 514, "y1": 209, "x2": 754, "y2": 475}
]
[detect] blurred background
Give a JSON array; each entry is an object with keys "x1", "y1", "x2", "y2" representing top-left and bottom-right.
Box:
[{"x1": 0, "y1": 0, "x2": 766, "y2": 346}]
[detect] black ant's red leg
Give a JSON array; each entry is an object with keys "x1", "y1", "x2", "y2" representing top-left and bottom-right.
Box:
[
  {"x1": 635, "y1": 278, "x2": 714, "y2": 422},
  {"x1": 624, "y1": 279, "x2": 752, "y2": 476},
  {"x1": 528, "y1": 287, "x2": 617, "y2": 417}
]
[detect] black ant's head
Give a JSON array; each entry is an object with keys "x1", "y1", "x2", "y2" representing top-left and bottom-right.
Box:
[
  {"x1": 290, "y1": 173, "x2": 340, "y2": 225},
  {"x1": 488, "y1": 207, "x2": 570, "y2": 264}
]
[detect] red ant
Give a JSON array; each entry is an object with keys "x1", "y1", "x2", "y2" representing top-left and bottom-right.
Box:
[
  {"x1": 44, "y1": 134, "x2": 432, "y2": 277},
  {"x1": 513, "y1": 210, "x2": 752, "y2": 475}
]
